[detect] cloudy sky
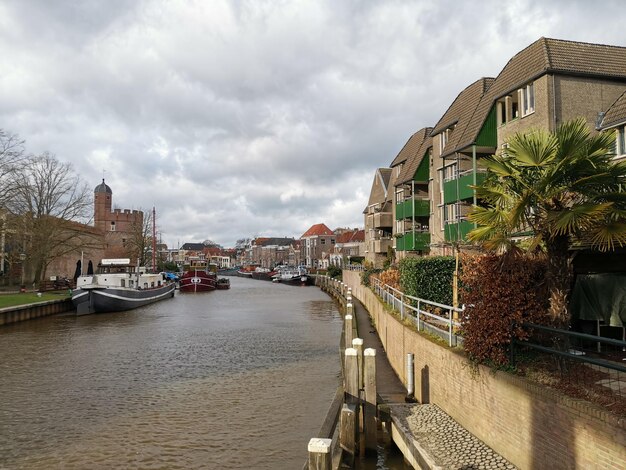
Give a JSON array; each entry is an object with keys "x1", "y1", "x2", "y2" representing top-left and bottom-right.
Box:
[{"x1": 1, "y1": 0, "x2": 624, "y2": 248}]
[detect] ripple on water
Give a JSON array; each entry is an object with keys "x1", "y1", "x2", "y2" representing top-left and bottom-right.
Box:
[{"x1": 0, "y1": 278, "x2": 342, "y2": 469}]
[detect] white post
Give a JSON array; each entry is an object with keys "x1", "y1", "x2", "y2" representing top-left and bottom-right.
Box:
[
  {"x1": 345, "y1": 348, "x2": 359, "y2": 404},
  {"x1": 308, "y1": 438, "x2": 332, "y2": 470},
  {"x1": 352, "y1": 338, "x2": 364, "y2": 391},
  {"x1": 364, "y1": 348, "x2": 377, "y2": 452},
  {"x1": 406, "y1": 353, "x2": 415, "y2": 401},
  {"x1": 345, "y1": 314, "x2": 353, "y2": 349}
]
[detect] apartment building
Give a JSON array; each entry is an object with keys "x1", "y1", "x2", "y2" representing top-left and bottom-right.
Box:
[
  {"x1": 301, "y1": 223, "x2": 335, "y2": 268},
  {"x1": 363, "y1": 168, "x2": 393, "y2": 267},
  {"x1": 365, "y1": 37, "x2": 626, "y2": 261}
]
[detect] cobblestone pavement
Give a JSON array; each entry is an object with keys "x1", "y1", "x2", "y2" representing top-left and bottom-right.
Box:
[{"x1": 390, "y1": 404, "x2": 517, "y2": 470}]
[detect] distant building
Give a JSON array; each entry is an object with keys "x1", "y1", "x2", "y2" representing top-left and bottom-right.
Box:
[
  {"x1": 300, "y1": 223, "x2": 335, "y2": 269},
  {"x1": 93, "y1": 179, "x2": 144, "y2": 259}
]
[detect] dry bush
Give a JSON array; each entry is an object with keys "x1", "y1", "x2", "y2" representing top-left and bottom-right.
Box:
[
  {"x1": 460, "y1": 252, "x2": 550, "y2": 366},
  {"x1": 379, "y1": 267, "x2": 400, "y2": 290}
]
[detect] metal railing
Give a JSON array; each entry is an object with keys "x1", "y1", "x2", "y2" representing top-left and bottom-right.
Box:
[
  {"x1": 511, "y1": 322, "x2": 626, "y2": 408},
  {"x1": 371, "y1": 277, "x2": 464, "y2": 347}
]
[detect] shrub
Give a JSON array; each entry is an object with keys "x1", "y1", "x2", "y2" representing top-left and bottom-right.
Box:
[
  {"x1": 326, "y1": 265, "x2": 342, "y2": 279},
  {"x1": 459, "y1": 252, "x2": 549, "y2": 366},
  {"x1": 399, "y1": 256, "x2": 455, "y2": 305},
  {"x1": 379, "y1": 267, "x2": 400, "y2": 290},
  {"x1": 360, "y1": 262, "x2": 381, "y2": 287}
]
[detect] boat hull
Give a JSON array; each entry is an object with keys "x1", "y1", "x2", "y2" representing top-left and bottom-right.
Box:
[
  {"x1": 72, "y1": 283, "x2": 176, "y2": 315},
  {"x1": 179, "y1": 271, "x2": 217, "y2": 292}
]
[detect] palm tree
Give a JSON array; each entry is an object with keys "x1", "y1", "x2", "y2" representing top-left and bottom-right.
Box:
[{"x1": 467, "y1": 118, "x2": 626, "y2": 326}]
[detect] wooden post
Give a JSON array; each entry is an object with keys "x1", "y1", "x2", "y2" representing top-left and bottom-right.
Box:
[
  {"x1": 352, "y1": 338, "x2": 364, "y2": 391},
  {"x1": 364, "y1": 348, "x2": 377, "y2": 453},
  {"x1": 344, "y1": 347, "x2": 359, "y2": 404},
  {"x1": 308, "y1": 437, "x2": 332, "y2": 470},
  {"x1": 339, "y1": 403, "x2": 357, "y2": 465},
  {"x1": 345, "y1": 314, "x2": 353, "y2": 347}
]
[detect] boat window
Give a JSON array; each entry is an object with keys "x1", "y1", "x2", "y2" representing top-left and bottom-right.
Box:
[
  {"x1": 144, "y1": 283, "x2": 148, "y2": 289},
  {"x1": 151, "y1": 282, "x2": 155, "y2": 288},
  {"x1": 120, "y1": 279, "x2": 125, "y2": 287},
  {"x1": 129, "y1": 280, "x2": 134, "y2": 288}
]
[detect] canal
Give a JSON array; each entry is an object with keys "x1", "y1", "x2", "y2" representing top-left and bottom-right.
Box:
[{"x1": 0, "y1": 277, "x2": 344, "y2": 469}]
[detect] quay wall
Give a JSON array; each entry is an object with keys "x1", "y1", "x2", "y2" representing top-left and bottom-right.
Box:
[
  {"x1": 343, "y1": 270, "x2": 625, "y2": 470},
  {"x1": 0, "y1": 299, "x2": 73, "y2": 326}
]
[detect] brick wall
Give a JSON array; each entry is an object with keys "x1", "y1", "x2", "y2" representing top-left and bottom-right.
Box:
[{"x1": 343, "y1": 270, "x2": 626, "y2": 469}]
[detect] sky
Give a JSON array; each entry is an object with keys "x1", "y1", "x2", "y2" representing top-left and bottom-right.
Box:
[{"x1": 1, "y1": 0, "x2": 625, "y2": 248}]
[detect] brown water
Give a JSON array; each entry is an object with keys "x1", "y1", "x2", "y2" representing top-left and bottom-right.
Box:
[{"x1": 0, "y1": 277, "x2": 343, "y2": 469}]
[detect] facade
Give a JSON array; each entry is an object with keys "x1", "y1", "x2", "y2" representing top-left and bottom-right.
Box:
[
  {"x1": 246, "y1": 237, "x2": 297, "y2": 268},
  {"x1": 363, "y1": 169, "x2": 393, "y2": 268},
  {"x1": 94, "y1": 179, "x2": 144, "y2": 259},
  {"x1": 329, "y1": 229, "x2": 365, "y2": 267},
  {"x1": 300, "y1": 223, "x2": 335, "y2": 268},
  {"x1": 363, "y1": 37, "x2": 626, "y2": 262}
]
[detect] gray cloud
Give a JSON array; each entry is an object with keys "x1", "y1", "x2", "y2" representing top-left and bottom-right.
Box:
[{"x1": 1, "y1": 0, "x2": 625, "y2": 247}]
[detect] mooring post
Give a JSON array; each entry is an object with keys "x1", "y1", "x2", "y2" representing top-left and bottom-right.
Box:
[
  {"x1": 352, "y1": 338, "x2": 364, "y2": 391},
  {"x1": 339, "y1": 403, "x2": 357, "y2": 465},
  {"x1": 364, "y1": 348, "x2": 377, "y2": 452},
  {"x1": 345, "y1": 347, "x2": 359, "y2": 404},
  {"x1": 345, "y1": 314, "x2": 353, "y2": 348},
  {"x1": 308, "y1": 437, "x2": 332, "y2": 470},
  {"x1": 406, "y1": 353, "x2": 416, "y2": 402}
]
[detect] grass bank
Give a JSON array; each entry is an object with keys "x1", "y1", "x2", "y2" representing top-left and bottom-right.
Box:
[{"x1": 0, "y1": 292, "x2": 71, "y2": 309}]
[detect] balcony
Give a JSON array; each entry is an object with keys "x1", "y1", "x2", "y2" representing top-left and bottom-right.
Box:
[
  {"x1": 372, "y1": 212, "x2": 393, "y2": 229},
  {"x1": 444, "y1": 220, "x2": 475, "y2": 242},
  {"x1": 443, "y1": 170, "x2": 486, "y2": 204},
  {"x1": 373, "y1": 238, "x2": 393, "y2": 254},
  {"x1": 396, "y1": 232, "x2": 430, "y2": 252},
  {"x1": 395, "y1": 198, "x2": 430, "y2": 220}
]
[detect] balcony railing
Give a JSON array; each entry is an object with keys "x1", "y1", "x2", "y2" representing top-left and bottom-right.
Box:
[
  {"x1": 372, "y1": 211, "x2": 393, "y2": 229},
  {"x1": 395, "y1": 198, "x2": 430, "y2": 220},
  {"x1": 373, "y1": 238, "x2": 393, "y2": 253},
  {"x1": 444, "y1": 219, "x2": 475, "y2": 242},
  {"x1": 443, "y1": 170, "x2": 487, "y2": 204},
  {"x1": 396, "y1": 231, "x2": 430, "y2": 251}
]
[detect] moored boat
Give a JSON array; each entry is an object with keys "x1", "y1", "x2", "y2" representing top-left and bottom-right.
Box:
[
  {"x1": 216, "y1": 278, "x2": 231, "y2": 290},
  {"x1": 251, "y1": 267, "x2": 276, "y2": 281},
  {"x1": 271, "y1": 266, "x2": 313, "y2": 286},
  {"x1": 179, "y1": 269, "x2": 217, "y2": 292},
  {"x1": 72, "y1": 258, "x2": 176, "y2": 315}
]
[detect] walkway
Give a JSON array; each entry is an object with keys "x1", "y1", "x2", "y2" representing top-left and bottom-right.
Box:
[{"x1": 350, "y1": 296, "x2": 516, "y2": 470}]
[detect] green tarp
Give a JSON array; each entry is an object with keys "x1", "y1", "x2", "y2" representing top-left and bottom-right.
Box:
[{"x1": 570, "y1": 273, "x2": 626, "y2": 327}]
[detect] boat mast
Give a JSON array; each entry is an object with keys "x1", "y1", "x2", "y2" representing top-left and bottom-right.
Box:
[{"x1": 152, "y1": 206, "x2": 156, "y2": 273}]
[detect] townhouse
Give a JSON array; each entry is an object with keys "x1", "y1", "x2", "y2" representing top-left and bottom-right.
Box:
[{"x1": 365, "y1": 37, "x2": 626, "y2": 262}]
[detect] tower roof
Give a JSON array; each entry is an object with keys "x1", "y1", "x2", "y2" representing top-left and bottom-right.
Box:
[{"x1": 95, "y1": 179, "x2": 112, "y2": 194}]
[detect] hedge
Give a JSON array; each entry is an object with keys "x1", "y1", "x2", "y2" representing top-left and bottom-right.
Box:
[{"x1": 398, "y1": 256, "x2": 455, "y2": 305}]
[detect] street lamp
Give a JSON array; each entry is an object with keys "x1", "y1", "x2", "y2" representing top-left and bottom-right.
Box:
[{"x1": 19, "y1": 253, "x2": 26, "y2": 290}]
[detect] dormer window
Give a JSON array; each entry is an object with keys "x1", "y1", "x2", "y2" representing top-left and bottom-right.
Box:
[
  {"x1": 439, "y1": 125, "x2": 454, "y2": 150},
  {"x1": 520, "y1": 82, "x2": 535, "y2": 117}
]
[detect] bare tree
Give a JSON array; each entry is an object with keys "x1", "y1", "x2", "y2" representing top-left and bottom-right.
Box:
[
  {"x1": 8, "y1": 153, "x2": 96, "y2": 282},
  {"x1": 0, "y1": 129, "x2": 27, "y2": 208},
  {"x1": 125, "y1": 209, "x2": 151, "y2": 268}
]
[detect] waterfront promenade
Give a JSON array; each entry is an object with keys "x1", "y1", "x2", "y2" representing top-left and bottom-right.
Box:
[{"x1": 348, "y1": 291, "x2": 515, "y2": 469}]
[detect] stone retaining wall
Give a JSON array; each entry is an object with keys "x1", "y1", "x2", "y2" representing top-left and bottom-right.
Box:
[
  {"x1": 0, "y1": 299, "x2": 74, "y2": 326},
  {"x1": 343, "y1": 270, "x2": 625, "y2": 470}
]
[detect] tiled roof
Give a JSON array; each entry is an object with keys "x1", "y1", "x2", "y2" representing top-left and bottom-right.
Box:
[
  {"x1": 397, "y1": 128, "x2": 433, "y2": 185},
  {"x1": 336, "y1": 229, "x2": 365, "y2": 244},
  {"x1": 390, "y1": 129, "x2": 430, "y2": 167},
  {"x1": 432, "y1": 78, "x2": 494, "y2": 136},
  {"x1": 366, "y1": 168, "x2": 392, "y2": 207},
  {"x1": 459, "y1": 38, "x2": 626, "y2": 154},
  {"x1": 601, "y1": 90, "x2": 626, "y2": 128},
  {"x1": 253, "y1": 237, "x2": 295, "y2": 246},
  {"x1": 181, "y1": 243, "x2": 206, "y2": 251},
  {"x1": 301, "y1": 223, "x2": 333, "y2": 238}
]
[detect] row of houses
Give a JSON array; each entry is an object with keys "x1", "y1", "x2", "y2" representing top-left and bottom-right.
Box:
[{"x1": 364, "y1": 37, "x2": 626, "y2": 268}]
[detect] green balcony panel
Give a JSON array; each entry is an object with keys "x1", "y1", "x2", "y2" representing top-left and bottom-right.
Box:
[
  {"x1": 396, "y1": 232, "x2": 430, "y2": 251},
  {"x1": 395, "y1": 199, "x2": 430, "y2": 220},
  {"x1": 443, "y1": 172, "x2": 487, "y2": 204},
  {"x1": 444, "y1": 220, "x2": 475, "y2": 242}
]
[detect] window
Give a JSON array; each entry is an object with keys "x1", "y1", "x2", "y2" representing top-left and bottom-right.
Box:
[
  {"x1": 443, "y1": 163, "x2": 458, "y2": 182},
  {"x1": 321, "y1": 238, "x2": 326, "y2": 245},
  {"x1": 110, "y1": 221, "x2": 116, "y2": 231},
  {"x1": 616, "y1": 126, "x2": 626, "y2": 158},
  {"x1": 520, "y1": 82, "x2": 535, "y2": 117}
]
